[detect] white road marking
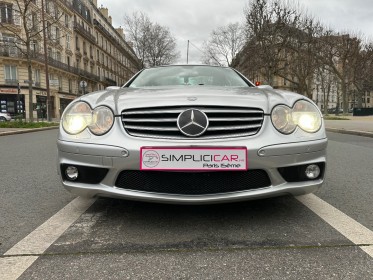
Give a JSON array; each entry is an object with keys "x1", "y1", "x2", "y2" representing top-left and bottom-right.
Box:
[
  {"x1": 296, "y1": 194, "x2": 373, "y2": 257},
  {"x1": 1, "y1": 194, "x2": 372, "y2": 279},
  {"x1": 0, "y1": 197, "x2": 95, "y2": 280}
]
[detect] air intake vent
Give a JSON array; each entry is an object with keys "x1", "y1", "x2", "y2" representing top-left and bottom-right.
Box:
[
  {"x1": 121, "y1": 106, "x2": 264, "y2": 139},
  {"x1": 115, "y1": 170, "x2": 271, "y2": 195}
]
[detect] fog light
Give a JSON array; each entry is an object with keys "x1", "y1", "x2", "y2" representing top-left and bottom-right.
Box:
[
  {"x1": 305, "y1": 164, "x2": 320, "y2": 179},
  {"x1": 66, "y1": 166, "x2": 79, "y2": 180}
]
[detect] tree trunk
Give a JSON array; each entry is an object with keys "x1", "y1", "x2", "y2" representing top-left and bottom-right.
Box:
[
  {"x1": 341, "y1": 79, "x2": 348, "y2": 115},
  {"x1": 356, "y1": 91, "x2": 363, "y2": 108},
  {"x1": 324, "y1": 82, "x2": 331, "y2": 115}
]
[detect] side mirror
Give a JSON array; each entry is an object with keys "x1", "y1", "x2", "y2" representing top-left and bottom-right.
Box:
[{"x1": 106, "y1": 86, "x2": 121, "y2": 90}]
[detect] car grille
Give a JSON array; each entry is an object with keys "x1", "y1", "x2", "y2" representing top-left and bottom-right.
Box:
[
  {"x1": 115, "y1": 170, "x2": 271, "y2": 195},
  {"x1": 121, "y1": 106, "x2": 264, "y2": 139}
]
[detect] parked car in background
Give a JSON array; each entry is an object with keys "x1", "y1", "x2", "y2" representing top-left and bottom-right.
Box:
[
  {"x1": 57, "y1": 65, "x2": 327, "y2": 204},
  {"x1": 327, "y1": 107, "x2": 343, "y2": 114},
  {"x1": 0, "y1": 112, "x2": 11, "y2": 121}
]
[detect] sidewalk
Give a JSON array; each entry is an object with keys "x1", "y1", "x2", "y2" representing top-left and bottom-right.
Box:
[
  {"x1": 324, "y1": 115, "x2": 373, "y2": 138},
  {"x1": 0, "y1": 126, "x2": 58, "y2": 136},
  {"x1": 1, "y1": 116, "x2": 372, "y2": 137}
]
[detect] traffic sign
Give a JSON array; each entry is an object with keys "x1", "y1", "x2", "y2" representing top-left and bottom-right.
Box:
[{"x1": 80, "y1": 81, "x2": 87, "y2": 88}]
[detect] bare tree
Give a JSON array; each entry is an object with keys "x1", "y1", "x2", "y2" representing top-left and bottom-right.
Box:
[
  {"x1": 146, "y1": 23, "x2": 179, "y2": 66},
  {"x1": 240, "y1": 0, "x2": 319, "y2": 90},
  {"x1": 352, "y1": 42, "x2": 373, "y2": 108},
  {"x1": 0, "y1": 0, "x2": 63, "y2": 121},
  {"x1": 233, "y1": 0, "x2": 373, "y2": 113},
  {"x1": 317, "y1": 32, "x2": 362, "y2": 114},
  {"x1": 275, "y1": 17, "x2": 324, "y2": 98},
  {"x1": 241, "y1": 0, "x2": 287, "y2": 84},
  {"x1": 123, "y1": 11, "x2": 179, "y2": 67},
  {"x1": 203, "y1": 22, "x2": 245, "y2": 66},
  {"x1": 123, "y1": 11, "x2": 151, "y2": 68},
  {"x1": 316, "y1": 64, "x2": 339, "y2": 114}
]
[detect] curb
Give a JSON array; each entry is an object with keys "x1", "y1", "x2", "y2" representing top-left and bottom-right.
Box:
[
  {"x1": 0, "y1": 126, "x2": 59, "y2": 136},
  {"x1": 326, "y1": 128, "x2": 373, "y2": 138}
]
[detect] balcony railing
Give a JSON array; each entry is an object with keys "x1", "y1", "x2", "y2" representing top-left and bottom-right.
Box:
[
  {"x1": 0, "y1": 49, "x2": 19, "y2": 57},
  {"x1": 5, "y1": 79, "x2": 19, "y2": 85},
  {"x1": 1, "y1": 18, "x2": 14, "y2": 24},
  {"x1": 92, "y1": 18, "x2": 138, "y2": 61},
  {"x1": 99, "y1": 77, "x2": 116, "y2": 86},
  {"x1": 93, "y1": 19, "x2": 126, "y2": 52},
  {"x1": 74, "y1": 21, "x2": 96, "y2": 44},
  {"x1": 0, "y1": 48, "x2": 100, "y2": 82},
  {"x1": 60, "y1": 0, "x2": 74, "y2": 11}
]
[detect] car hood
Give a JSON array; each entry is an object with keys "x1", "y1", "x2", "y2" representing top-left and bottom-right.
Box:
[{"x1": 79, "y1": 86, "x2": 307, "y2": 114}]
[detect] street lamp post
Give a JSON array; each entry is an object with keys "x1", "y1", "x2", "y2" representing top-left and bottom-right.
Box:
[
  {"x1": 41, "y1": 0, "x2": 51, "y2": 122},
  {"x1": 186, "y1": 40, "x2": 189, "y2": 64}
]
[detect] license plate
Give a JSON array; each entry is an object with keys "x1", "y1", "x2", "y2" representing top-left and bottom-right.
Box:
[{"x1": 140, "y1": 147, "x2": 248, "y2": 171}]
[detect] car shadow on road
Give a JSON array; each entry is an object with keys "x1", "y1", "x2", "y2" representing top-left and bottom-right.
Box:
[{"x1": 47, "y1": 194, "x2": 346, "y2": 255}]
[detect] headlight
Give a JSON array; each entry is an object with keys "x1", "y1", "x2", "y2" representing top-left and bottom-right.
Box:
[
  {"x1": 62, "y1": 102, "x2": 92, "y2": 134},
  {"x1": 292, "y1": 100, "x2": 322, "y2": 133},
  {"x1": 88, "y1": 106, "x2": 114, "y2": 135},
  {"x1": 271, "y1": 100, "x2": 321, "y2": 134},
  {"x1": 62, "y1": 102, "x2": 114, "y2": 135},
  {"x1": 271, "y1": 105, "x2": 296, "y2": 134}
]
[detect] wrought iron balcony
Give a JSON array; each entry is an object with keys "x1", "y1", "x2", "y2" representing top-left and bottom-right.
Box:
[
  {"x1": 60, "y1": 0, "x2": 74, "y2": 11},
  {"x1": 93, "y1": 19, "x2": 137, "y2": 61},
  {"x1": 0, "y1": 48, "x2": 100, "y2": 83},
  {"x1": 5, "y1": 79, "x2": 19, "y2": 85},
  {"x1": 1, "y1": 18, "x2": 14, "y2": 24},
  {"x1": 73, "y1": 21, "x2": 96, "y2": 44}
]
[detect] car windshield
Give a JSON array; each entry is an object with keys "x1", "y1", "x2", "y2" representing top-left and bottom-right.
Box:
[{"x1": 127, "y1": 66, "x2": 251, "y2": 88}]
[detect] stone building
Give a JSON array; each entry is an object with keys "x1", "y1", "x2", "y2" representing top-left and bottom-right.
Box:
[{"x1": 0, "y1": 0, "x2": 140, "y2": 120}]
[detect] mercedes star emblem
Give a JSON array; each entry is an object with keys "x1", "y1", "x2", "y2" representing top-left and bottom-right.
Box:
[{"x1": 177, "y1": 109, "x2": 209, "y2": 137}]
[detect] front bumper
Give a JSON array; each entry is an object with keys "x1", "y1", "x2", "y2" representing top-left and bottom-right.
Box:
[{"x1": 57, "y1": 136, "x2": 327, "y2": 204}]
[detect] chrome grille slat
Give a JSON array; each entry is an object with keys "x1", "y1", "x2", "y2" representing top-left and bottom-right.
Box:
[
  {"x1": 122, "y1": 106, "x2": 264, "y2": 140},
  {"x1": 123, "y1": 109, "x2": 183, "y2": 115},
  {"x1": 122, "y1": 118, "x2": 177, "y2": 122},
  {"x1": 124, "y1": 125, "x2": 179, "y2": 131},
  {"x1": 128, "y1": 131, "x2": 259, "y2": 140},
  {"x1": 209, "y1": 117, "x2": 263, "y2": 122},
  {"x1": 122, "y1": 108, "x2": 263, "y2": 115},
  {"x1": 202, "y1": 109, "x2": 263, "y2": 114},
  {"x1": 207, "y1": 124, "x2": 262, "y2": 131}
]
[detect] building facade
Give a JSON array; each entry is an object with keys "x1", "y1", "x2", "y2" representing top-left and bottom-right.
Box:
[
  {"x1": 0, "y1": 0, "x2": 140, "y2": 120},
  {"x1": 312, "y1": 79, "x2": 373, "y2": 113},
  {"x1": 233, "y1": 31, "x2": 373, "y2": 114}
]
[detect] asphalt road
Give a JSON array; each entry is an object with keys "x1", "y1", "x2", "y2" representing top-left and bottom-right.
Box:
[{"x1": 0, "y1": 130, "x2": 372, "y2": 279}]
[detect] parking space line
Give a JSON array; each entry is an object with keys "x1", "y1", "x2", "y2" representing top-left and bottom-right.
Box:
[
  {"x1": 0, "y1": 197, "x2": 95, "y2": 280},
  {"x1": 296, "y1": 194, "x2": 373, "y2": 257}
]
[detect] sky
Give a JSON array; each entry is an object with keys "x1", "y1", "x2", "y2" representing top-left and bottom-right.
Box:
[{"x1": 97, "y1": 0, "x2": 373, "y2": 64}]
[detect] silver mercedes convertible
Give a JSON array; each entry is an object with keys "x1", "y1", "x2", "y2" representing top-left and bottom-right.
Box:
[{"x1": 57, "y1": 65, "x2": 327, "y2": 204}]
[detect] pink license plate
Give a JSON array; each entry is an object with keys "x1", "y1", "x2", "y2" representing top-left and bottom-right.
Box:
[{"x1": 140, "y1": 147, "x2": 248, "y2": 171}]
